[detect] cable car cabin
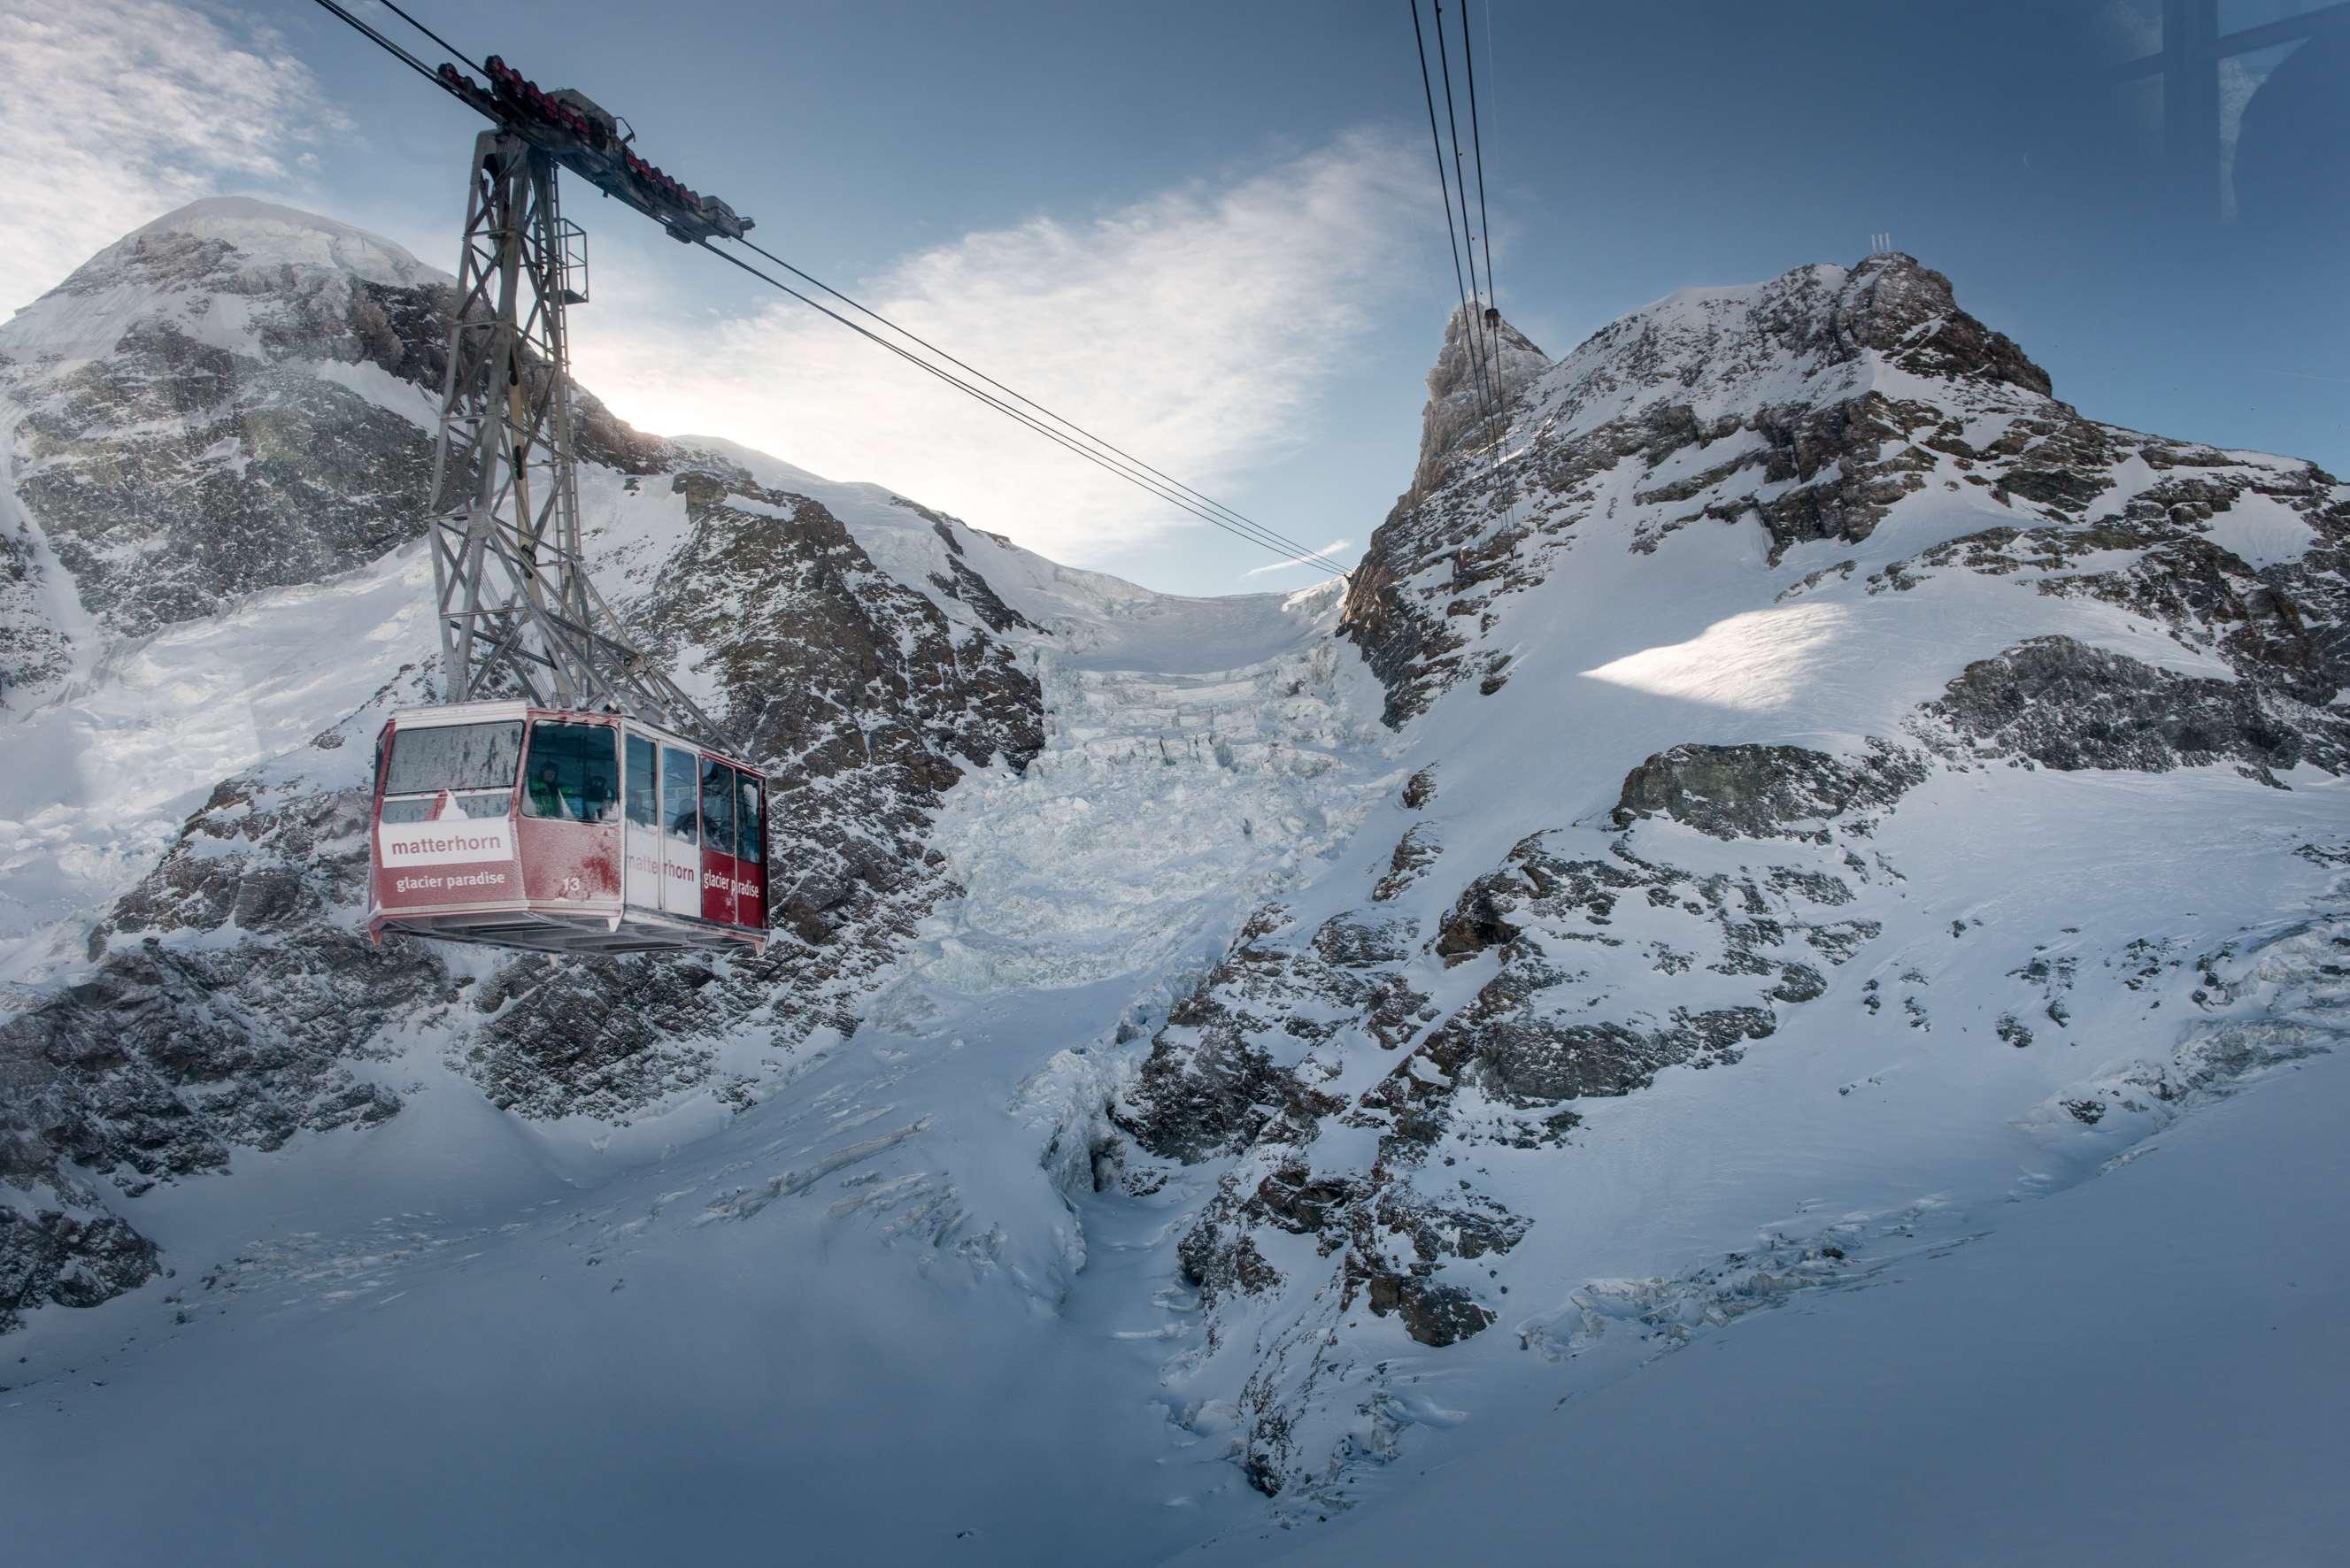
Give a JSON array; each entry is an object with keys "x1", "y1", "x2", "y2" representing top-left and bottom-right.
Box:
[{"x1": 366, "y1": 702, "x2": 768, "y2": 957}]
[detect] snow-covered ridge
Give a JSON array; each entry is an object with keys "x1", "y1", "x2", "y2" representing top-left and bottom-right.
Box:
[
  {"x1": 0, "y1": 200, "x2": 1299, "y2": 978},
  {"x1": 1497, "y1": 253, "x2": 2050, "y2": 464},
  {"x1": 1140, "y1": 246, "x2": 2349, "y2": 1506},
  {"x1": 674, "y1": 432, "x2": 1337, "y2": 673},
  {"x1": 7, "y1": 196, "x2": 439, "y2": 365},
  {"x1": 112, "y1": 195, "x2": 436, "y2": 290}
]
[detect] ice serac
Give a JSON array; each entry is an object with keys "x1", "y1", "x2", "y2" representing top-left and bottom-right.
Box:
[{"x1": 1121, "y1": 251, "x2": 2349, "y2": 1500}]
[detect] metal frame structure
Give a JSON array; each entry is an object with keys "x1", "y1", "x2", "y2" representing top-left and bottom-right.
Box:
[
  {"x1": 312, "y1": 24, "x2": 780, "y2": 956},
  {"x1": 2108, "y1": 0, "x2": 2350, "y2": 215},
  {"x1": 426, "y1": 130, "x2": 715, "y2": 737}
]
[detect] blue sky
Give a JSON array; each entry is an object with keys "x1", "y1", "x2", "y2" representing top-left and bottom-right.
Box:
[{"x1": 3, "y1": 0, "x2": 2342, "y2": 593}]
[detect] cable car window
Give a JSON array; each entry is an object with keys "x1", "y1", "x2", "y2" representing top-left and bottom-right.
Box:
[
  {"x1": 523, "y1": 722, "x2": 619, "y2": 824},
  {"x1": 736, "y1": 770, "x2": 764, "y2": 866},
  {"x1": 625, "y1": 734, "x2": 657, "y2": 828},
  {"x1": 660, "y1": 747, "x2": 698, "y2": 842},
  {"x1": 379, "y1": 795, "x2": 511, "y2": 825},
  {"x1": 383, "y1": 720, "x2": 523, "y2": 796},
  {"x1": 700, "y1": 757, "x2": 736, "y2": 857}
]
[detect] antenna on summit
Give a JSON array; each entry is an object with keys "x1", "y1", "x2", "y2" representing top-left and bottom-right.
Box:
[{"x1": 1868, "y1": 231, "x2": 1894, "y2": 256}]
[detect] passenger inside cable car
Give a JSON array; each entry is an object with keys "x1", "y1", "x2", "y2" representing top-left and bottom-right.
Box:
[{"x1": 522, "y1": 721, "x2": 620, "y2": 823}]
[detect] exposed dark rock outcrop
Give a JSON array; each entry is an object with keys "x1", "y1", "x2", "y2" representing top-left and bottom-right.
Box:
[
  {"x1": 0, "y1": 1204, "x2": 159, "y2": 1332},
  {"x1": 1120, "y1": 906, "x2": 1348, "y2": 1165},
  {"x1": 1367, "y1": 1275, "x2": 1495, "y2": 1347},
  {"x1": 1117, "y1": 808, "x2": 1870, "y2": 1490},
  {"x1": 1919, "y1": 636, "x2": 2347, "y2": 782},
  {"x1": 1612, "y1": 742, "x2": 1927, "y2": 839},
  {"x1": 0, "y1": 519, "x2": 72, "y2": 702},
  {"x1": 1403, "y1": 304, "x2": 1553, "y2": 511},
  {"x1": 4, "y1": 780, "x2": 435, "y2": 1196}
]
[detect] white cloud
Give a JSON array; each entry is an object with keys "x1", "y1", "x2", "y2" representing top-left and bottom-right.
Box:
[
  {"x1": 0, "y1": 0, "x2": 342, "y2": 314},
  {"x1": 572, "y1": 128, "x2": 1425, "y2": 565},
  {"x1": 1242, "y1": 539, "x2": 1353, "y2": 578}
]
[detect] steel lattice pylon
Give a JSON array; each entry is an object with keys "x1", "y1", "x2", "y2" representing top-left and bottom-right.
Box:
[{"x1": 425, "y1": 130, "x2": 718, "y2": 739}]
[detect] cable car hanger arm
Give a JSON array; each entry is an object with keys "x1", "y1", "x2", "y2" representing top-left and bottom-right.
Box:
[{"x1": 309, "y1": 1, "x2": 751, "y2": 246}]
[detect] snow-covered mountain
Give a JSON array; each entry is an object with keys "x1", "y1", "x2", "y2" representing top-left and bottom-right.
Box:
[
  {"x1": 1121, "y1": 254, "x2": 2349, "y2": 1501},
  {"x1": 1, "y1": 202, "x2": 2344, "y2": 1563}
]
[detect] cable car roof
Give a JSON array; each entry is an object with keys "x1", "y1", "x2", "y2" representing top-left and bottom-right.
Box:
[{"x1": 384, "y1": 701, "x2": 758, "y2": 765}]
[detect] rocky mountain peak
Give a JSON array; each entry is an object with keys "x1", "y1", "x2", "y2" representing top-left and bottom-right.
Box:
[
  {"x1": 7, "y1": 193, "x2": 2348, "y2": 1541},
  {"x1": 69, "y1": 196, "x2": 438, "y2": 299},
  {"x1": 1345, "y1": 250, "x2": 2122, "y2": 726},
  {"x1": 1829, "y1": 250, "x2": 2052, "y2": 396},
  {"x1": 1129, "y1": 245, "x2": 2347, "y2": 1498},
  {"x1": 1408, "y1": 303, "x2": 1551, "y2": 508},
  {"x1": 0, "y1": 196, "x2": 645, "y2": 661},
  {"x1": 1529, "y1": 251, "x2": 2051, "y2": 450}
]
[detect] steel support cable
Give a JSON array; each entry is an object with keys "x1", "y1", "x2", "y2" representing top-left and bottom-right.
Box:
[
  {"x1": 312, "y1": 0, "x2": 1350, "y2": 578},
  {"x1": 1460, "y1": 0, "x2": 1519, "y2": 533},
  {"x1": 701, "y1": 242, "x2": 1347, "y2": 575},
  {"x1": 371, "y1": 0, "x2": 486, "y2": 75},
  {"x1": 1431, "y1": 0, "x2": 1500, "y2": 419},
  {"x1": 1460, "y1": 0, "x2": 1506, "y2": 408},
  {"x1": 695, "y1": 242, "x2": 1352, "y2": 577},
  {"x1": 1408, "y1": 0, "x2": 1495, "y2": 427},
  {"x1": 309, "y1": 0, "x2": 460, "y2": 96},
  {"x1": 726, "y1": 236, "x2": 1346, "y2": 577},
  {"x1": 1439, "y1": 0, "x2": 1524, "y2": 544},
  {"x1": 1444, "y1": 0, "x2": 1503, "y2": 400}
]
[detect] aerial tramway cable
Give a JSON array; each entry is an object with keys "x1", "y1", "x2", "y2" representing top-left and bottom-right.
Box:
[
  {"x1": 1408, "y1": 0, "x2": 1496, "y2": 426},
  {"x1": 1460, "y1": 0, "x2": 1506, "y2": 402},
  {"x1": 1409, "y1": 0, "x2": 1528, "y2": 545},
  {"x1": 1460, "y1": 0, "x2": 1527, "y2": 538},
  {"x1": 1433, "y1": 0, "x2": 1502, "y2": 409},
  {"x1": 372, "y1": 0, "x2": 484, "y2": 76},
  {"x1": 691, "y1": 241, "x2": 1352, "y2": 574},
  {"x1": 725, "y1": 235, "x2": 1350, "y2": 578},
  {"x1": 311, "y1": 0, "x2": 1352, "y2": 581},
  {"x1": 308, "y1": 0, "x2": 455, "y2": 93}
]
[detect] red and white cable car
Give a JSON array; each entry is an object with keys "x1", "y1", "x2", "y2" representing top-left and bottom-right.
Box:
[{"x1": 366, "y1": 701, "x2": 768, "y2": 956}]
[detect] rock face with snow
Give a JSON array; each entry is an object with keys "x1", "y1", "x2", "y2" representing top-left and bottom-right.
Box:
[
  {"x1": 0, "y1": 202, "x2": 447, "y2": 651},
  {"x1": 451, "y1": 465, "x2": 1049, "y2": 1119},
  {"x1": 1403, "y1": 303, "x2": 1552, "y2": 511}
]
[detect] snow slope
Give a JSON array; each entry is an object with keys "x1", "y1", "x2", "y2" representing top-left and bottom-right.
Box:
[
  {"x1": 1249, "y1": 1031, "x2": 2350, "y2": 1566},
  {"x1": 0, "y1": 198, "x2": 1390, "y2": 1561}
]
